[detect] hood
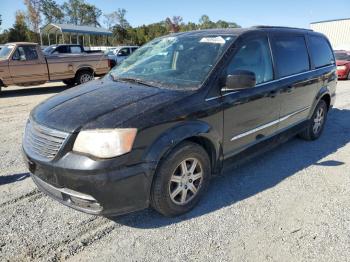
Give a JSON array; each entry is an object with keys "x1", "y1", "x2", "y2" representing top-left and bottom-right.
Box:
[
  {"x1": 336, "y1": 60, "x2": 350, "y2": 66},
  {"x1": 31, "y1": 76, "x2": 186, "y2": 133}
]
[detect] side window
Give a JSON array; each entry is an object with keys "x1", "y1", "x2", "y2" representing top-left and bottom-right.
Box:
[
  {"x1": 272, "y1": 35, "x2": 310, "y2": 78},
  {"x1": 227, "y1": 37, "x2": 273, "y2": 85},
  {"x1": 131, "y1": 47, "x2": 138, "y2": 53},
  {"x1": 54, "y1": 46, "x2": 69, "y2": 54},
  {"x1": 13, "y1": 47, "x2": 27, "y2": 61},
  {"x1": 70, "y1": 46, "x2": 82, "y2": 53},
  {"x1": 308, "y1": 36, "x2": 335, "y2": 68},
  {"x1": 23, "y1": 46, "x2": 38, "y2": 60},
  {"x1": 118, "y1": 48, "x2": 130, "y2": 56}
]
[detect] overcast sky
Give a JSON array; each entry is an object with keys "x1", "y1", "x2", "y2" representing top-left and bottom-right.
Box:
[{"x1": 1, "y1": 0, "x2": 349, "y2": 31}]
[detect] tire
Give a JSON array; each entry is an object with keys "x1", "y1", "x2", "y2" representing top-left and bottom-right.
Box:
[
  {"x1": 151, "y1": 141, "x2": 211, "y2": 217},
  {"x1": 75, "y1": 70, "x2": 94, "y2": 85},
  {"x1": 347, "y1": 72, "x2": 350, "y2": 80},
  {"x1": 299, "y1": 100, "x2": 328, "y2": 141},
  {"x1": 62, "y1": 79, "x2": 76, "y2": 86}
]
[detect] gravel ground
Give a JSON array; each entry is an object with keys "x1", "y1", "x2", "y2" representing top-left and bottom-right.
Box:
[{"x1": 1, "y1": 81, "x2": 350, "y2": 261}]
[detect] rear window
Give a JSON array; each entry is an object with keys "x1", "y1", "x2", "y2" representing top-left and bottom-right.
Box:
[
  {"x1": 308, "y1": 36, "x2": 335, "y2": 68},
  {"x1": 272, "y1": 35, "x2": 310, "y2": 78}
]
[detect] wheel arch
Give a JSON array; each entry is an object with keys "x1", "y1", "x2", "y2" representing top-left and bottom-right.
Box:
[
  {"x1": 308, "y1": 86, "x2": 332, "y2": 118},
  {"x1": 75, "y1": 66, "x2": 94, "y2": 76},
  {"x1": 143, "y1": 121, "x2": 223, "y2": 175}
]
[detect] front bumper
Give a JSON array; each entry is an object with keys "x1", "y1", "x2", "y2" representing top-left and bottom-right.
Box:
[{"x1": 23, "y1": 149, "x2": 156, "y2": 216}]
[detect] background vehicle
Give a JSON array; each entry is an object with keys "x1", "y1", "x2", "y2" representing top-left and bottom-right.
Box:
[
  {"x1": 105, "y1": 46, "x2": 139, "y2": 67},
  {"x1": 43, "y1": 44, "x2": 103, "y2": 55},
  {"x1": 335, "y1": 50, "x2": 350, "y2": 79},
  {"x1": 23, "y1": 27, "x2": 336, "y2": 217},
  {"x1": 0, "y1": 42, "x2": 110, "y2": 91}
]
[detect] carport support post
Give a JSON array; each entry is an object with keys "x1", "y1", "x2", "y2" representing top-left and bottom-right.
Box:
[
  {"x1": 48, "y1": 34, "x2": 50, "y2": 45},
  {"x1": 69, "y1": 34, "x2": 72, "y2": 44},
  {"x1": 55, "y1": 33, "x2": 58, "y2": 44},
  {"x1": 39, "y1": 31, "x2": 43, "y2": 46}
]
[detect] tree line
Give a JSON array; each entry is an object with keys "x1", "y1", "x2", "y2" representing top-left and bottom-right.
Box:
[{"x1": 0, "y1": 0, "x2": 240, "y2": 46}]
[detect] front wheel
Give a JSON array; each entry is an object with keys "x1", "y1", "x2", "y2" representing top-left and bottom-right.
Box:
[
  {"x1": 151, "y1": 142, "x2": 211, "y2": 217},
  {"x1": 299, "y1": 100, "x2": 328, "y2": 140}
]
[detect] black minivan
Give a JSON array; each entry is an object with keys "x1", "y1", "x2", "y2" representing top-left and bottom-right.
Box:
[{"x1": 23, "y1": 26, "x2": 336, "y2": 217}]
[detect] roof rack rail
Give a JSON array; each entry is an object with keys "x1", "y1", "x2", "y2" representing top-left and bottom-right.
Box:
[{"x1": 252, "y1": 25, "x2": 313, "y2": 31}]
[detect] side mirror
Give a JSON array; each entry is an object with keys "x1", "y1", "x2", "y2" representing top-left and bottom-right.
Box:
[{"x1": 223, "y1": 70, "x2": 256, "y2": 91}]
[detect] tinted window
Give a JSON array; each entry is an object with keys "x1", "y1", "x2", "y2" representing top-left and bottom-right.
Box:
[
  {"x1": 273, "y1": 36, "x2": 310, "y2": 78},
  {"x1": 227, "y1": 37, "x2": 273, "y2": 85},
  {"x1": 309, "y1": 36, "x2": 335, "y2": 68},
  {"x1": 118, "y1": 48, "x2": 130, "y2": 56},
  {"x1": 54, "y1": 46, "x2": 69, "y2": 54},
  {"x1": 131, "y1": 47, "x2": 138, "y2": 53}
]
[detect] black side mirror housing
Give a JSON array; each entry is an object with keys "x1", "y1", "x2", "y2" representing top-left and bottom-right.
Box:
[{"x1": 223, "y1": 70, "x2": 256, "y2": 91}]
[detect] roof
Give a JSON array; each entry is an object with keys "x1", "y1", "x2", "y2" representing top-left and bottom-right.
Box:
[
  {"x1": 6, "y1": 42, "x2": 38, "y2": 45},
  {"x1": 172, "y1": 26, "x2": 313, "y2": 37},
  {"x1": 310, "y1": 18, "x2": 350, "y2": 25},
  {"x1": 41, "y1": 23, "x2": 112, "y2": 36}
]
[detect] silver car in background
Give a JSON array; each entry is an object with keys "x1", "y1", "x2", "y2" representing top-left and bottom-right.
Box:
[{"x1": 105, "y1": 46, "x2": 139, "y2": 67}]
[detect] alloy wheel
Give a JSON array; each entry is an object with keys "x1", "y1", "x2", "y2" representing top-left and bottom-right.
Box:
[
  {"x1": 313, "y1": 106, "x2": 325, "y2": 134},
  {"x1": 169, "y1": 158, "x2": 203, "y2": 205}
]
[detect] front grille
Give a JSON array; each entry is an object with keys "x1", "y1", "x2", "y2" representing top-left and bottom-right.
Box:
[{"x1": 23, "y1": 120, "x2": 69, "y2": 161}]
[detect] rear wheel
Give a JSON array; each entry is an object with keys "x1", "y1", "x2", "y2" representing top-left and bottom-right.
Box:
[
  {"x1": 75, "y1": 70, "x2": 94, "y2": 85},
  {"x1": 299, "y1": 100, "x2": 328, "y2": 140},
  {"x1": 347, "y1": 71, "x2": 350, "y2": 80},
  {"x1": 151, "y1": 142, "x2": 211, "y2": 217}
]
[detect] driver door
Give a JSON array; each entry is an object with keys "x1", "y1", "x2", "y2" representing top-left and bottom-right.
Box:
[
  {"x1": 9, "y1": 45, "x2": 48, "y2": 84},
  {"x1": 222, "y1": 35, "x2": 282, "y2": 158}
]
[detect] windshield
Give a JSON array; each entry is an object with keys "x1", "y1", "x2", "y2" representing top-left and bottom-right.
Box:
[
  {"x1": 105, "y1": 49, "x2": 117, "y2": 56},
  {"x1": 0, "y1": 45, "x2": 15, "y2": 59},
  {"x1": 335, "y1": 52, "x2": 350, "y2": 61},
  {"x1": 110, "y1": 34, "x2": 236, "y2": 89},
  {"x1": 43, "y1": 46, "x2": 56, "y2": 54}
]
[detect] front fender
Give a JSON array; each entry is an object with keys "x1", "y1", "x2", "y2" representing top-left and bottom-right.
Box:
[{"x1": 142, "y1": 120, "x2": 222, "y2": 173}]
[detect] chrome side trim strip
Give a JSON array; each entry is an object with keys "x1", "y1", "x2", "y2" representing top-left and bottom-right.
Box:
[
  {"x1": 206, "y1": 64, "x2": 335, "y2": 102},
  {"x1": 230, "y1": 106, "x2": 311, "y2": 141}
]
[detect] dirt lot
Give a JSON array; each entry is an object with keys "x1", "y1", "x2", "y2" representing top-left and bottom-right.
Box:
[{"x1": 1, "y1": 81, "x2": 350, "y2": 262}]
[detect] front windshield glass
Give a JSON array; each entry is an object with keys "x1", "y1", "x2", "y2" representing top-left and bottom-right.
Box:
[
  {"x1": 43, "y1": 46, "x2": 56, "y2": 54},
  {"x1": 110, "y1": 34, "x2": 236, "y2": 89},
  {"x1": 335, "y1": 52, "x2": 350, "y2": 61},
  {"x1": 0, "y1": 45, "x2": 15, "y2": 59},
  {"x1": 105, "y1": 49, "x2": 117, "y2": 55}
]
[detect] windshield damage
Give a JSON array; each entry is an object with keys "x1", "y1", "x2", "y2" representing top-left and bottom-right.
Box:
[{"x1": 110, "y1": 35, "x2": 235, "y2": 90}]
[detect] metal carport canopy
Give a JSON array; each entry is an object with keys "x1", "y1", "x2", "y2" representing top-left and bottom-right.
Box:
[{"x1": 41, "y1": 23, "x2": 112, "y2": 36}]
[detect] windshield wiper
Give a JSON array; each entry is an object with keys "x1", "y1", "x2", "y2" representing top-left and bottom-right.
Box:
[{"x1": 112, "y1": 76, "x2": 156, "y2": 88}]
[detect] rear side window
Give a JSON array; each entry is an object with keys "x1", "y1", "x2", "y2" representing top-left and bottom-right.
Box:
[
  {"x1": 272, "y1": 36, "x2": 310, "y2": 78},
  {"x1": 308, "y1": 36, "x2": 335, "y2": 68},
  {"x1": 70, "y1": 46, "x2": 82, "y2": 53}
]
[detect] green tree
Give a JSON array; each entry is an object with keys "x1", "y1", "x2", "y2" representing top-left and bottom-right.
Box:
[
  {"x1": 41, "y1": 0, "x2": 64, "y2": 24},
  {"x1": 62, "y1": 0, "x2": 101, "y2": 26},
  {"x1": 8, "y1": 11, "x2": 30, "y2": 42},
  {"x1": 199, "y1": 15, "x2": 216, "y2": 29}
]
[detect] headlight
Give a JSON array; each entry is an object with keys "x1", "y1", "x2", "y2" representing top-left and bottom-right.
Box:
[
  {"x1": 337, "y1": 65, "x2": 347, "y2": 71},
  {"x1": 73, "y1": 128, "x2": 137, "y2": 158}
]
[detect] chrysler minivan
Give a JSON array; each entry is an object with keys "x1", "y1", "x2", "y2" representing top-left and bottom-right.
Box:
[{"x1": 22, "y1": 26, "x2": 336, "y2": 217}]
